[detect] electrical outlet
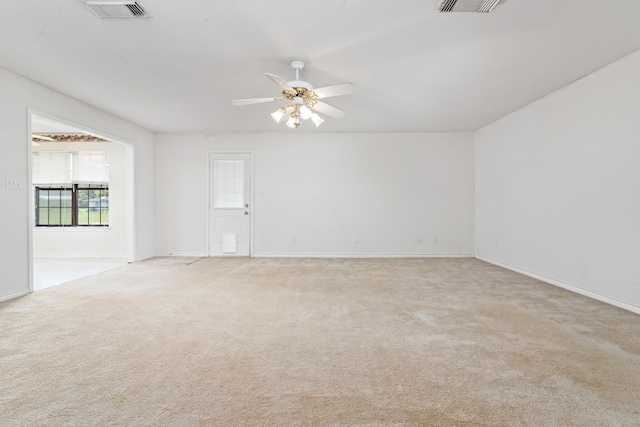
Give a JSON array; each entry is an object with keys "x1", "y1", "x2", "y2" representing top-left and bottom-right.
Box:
[
  {"x1": 432, "y1": 235, "x2": 438, "y2": 243},
  {"x1": 291, "y1": 235, "x2": 296, "y2": 244},
  {"x1": 5, "y1": 176, "x2": 21, "y2": 190},
  {"x1": 353, "y1": 236, "x2": 359, "y2": 244},
  {"x1": 416, "y1": 238, "x2": 423, "y2": 245}
]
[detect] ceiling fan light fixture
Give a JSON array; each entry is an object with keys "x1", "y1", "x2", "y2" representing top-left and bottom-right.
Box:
[
  {"x1": 286, "y1": 115, "x2": 299, "y2": 128},
  {"x1": 311, "y1": 113, "x2": 324, "y2": 127},
  {"x1": 300, "y1": 105, "x2": 312, "y2": 120},
  {"x1": 271, "y1": 107, "x2": 286, "y2": 123}
]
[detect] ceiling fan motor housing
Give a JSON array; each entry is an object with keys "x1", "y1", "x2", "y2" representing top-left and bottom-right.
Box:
[{"x1": 287, "y1": 80, "x2": 313, "y2": 91}]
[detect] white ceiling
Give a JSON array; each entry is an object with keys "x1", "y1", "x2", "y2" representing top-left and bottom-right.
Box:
[{"x1": 1, "y1": 0, "x2": 640, "y2": 133}]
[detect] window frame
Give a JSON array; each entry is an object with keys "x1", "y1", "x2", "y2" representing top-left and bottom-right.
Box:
[{"x1": 35, "y1": 183, "x2": 109, "y2": 227}]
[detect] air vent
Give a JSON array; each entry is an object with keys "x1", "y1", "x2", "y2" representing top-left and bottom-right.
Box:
[
  {"x1": 438, "y1": 0, "x2": 501, "y2": 13},
  {"x1": 85, "y1": 1, "x2": 151, "y2": 18}
]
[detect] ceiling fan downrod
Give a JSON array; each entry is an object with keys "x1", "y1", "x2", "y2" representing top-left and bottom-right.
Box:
[{"x1": 291, "y1": 60, "x2": 305, "y2": 81}]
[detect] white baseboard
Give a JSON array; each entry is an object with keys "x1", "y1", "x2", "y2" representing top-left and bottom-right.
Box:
[
  {"x1": 134, "y1": 252, "x2": 155, "y2": 262},
  {"x1": 33, "y1": 252, "x2": 127, "y2": 258},
  {"x1": 476, "y1": 256, "x2": 640, "y2": 315},
  {"x1": 0, "y1": 288, "x2": 30, "y2": 303},
  {"x1": 253, "y1": 253, "x2": 475, "y2": 259},
  {"x1": 154, "y1": 252, "x2": 207, "y2": 258}
]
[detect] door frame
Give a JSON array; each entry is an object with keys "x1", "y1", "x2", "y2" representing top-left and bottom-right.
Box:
[
  {"x1": 27, "y1": 109, "x2": 136, "y2": 292},
  {"x1": 205, "y1": 150, "x2": 254, "y2": 257}
]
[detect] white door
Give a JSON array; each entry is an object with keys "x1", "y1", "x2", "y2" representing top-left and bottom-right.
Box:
[{"x1": 209, "y1": 152, "x2": 251, "y2": 257}]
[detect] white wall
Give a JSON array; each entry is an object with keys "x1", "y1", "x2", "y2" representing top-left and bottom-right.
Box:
[
  {"x1": 0, "y1": 66, "x2": 155, "y2": 302},
  {"x1": 475, "y1": 49, "x2": 640, "y2": 311},
  {"x1": 32, "y1": 141, "x2": 127, "y2": 257},
  {"x1": 155, "y1": 132, "x2": 475, "y2": 257}
]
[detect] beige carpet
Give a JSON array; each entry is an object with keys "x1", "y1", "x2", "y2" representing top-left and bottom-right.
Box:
[{"x1": 1, "y1": 257, "x2": 639, "y2": 426}]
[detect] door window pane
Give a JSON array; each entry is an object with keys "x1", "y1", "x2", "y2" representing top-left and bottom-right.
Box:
[{"x1": 214, "y1": 160, "x2": 245, "y2": 208}]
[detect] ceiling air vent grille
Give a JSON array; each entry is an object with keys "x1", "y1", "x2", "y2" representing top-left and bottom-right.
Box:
[
  {"x1": 439, "y1": 0, "x2": 458, "y2": 12},
  {"x1": 438, "y1": 0, "x2": 502, "y2": 13},
  {"x1": 85, "y1": 1, "x2": 151, "y2": 18}
]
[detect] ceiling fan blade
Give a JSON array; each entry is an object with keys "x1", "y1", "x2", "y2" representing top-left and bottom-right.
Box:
[
  {"x1": 312, "y1": 101, "x2": 346, "y2": 119},
  {"x1": 264, "y1": 73, "x2": 294, "y2": 92},
  {"x1": 231, "y1": 97, "x2": 281, "y2": 106},
  {"x1": 313, "y1": 82, "x2": 356, "y2": 99}
]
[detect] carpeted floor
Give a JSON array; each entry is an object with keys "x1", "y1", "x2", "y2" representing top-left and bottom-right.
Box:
[{"x1": 1, "y1": 257, "x2": 639, "y2": 426}]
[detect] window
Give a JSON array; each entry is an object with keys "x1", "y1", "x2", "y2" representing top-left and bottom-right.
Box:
[
  {"x1": 33, "y1": 152, "x2": 109, "y2": 227},
  {"x1": 35, "y1": 184, "x2": 109, "y2": 227},
  {"x1": 76, "y1": 185, "x2": 109, "y2": 225},
  {"x1": 36, "y1": 187, "x2": 73, "y2": 226}
]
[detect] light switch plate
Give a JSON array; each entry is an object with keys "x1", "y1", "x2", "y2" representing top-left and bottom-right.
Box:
[{"x1": 5, "y1": 176, "x2": 21, "y2": 189}]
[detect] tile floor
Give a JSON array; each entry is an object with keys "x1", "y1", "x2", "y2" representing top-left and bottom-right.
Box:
[{"x1": 33, "y1": 257, "x2": 128, "y2": 291}]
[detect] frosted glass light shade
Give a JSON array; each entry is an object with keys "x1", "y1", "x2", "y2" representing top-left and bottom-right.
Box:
[
  {"x1": 300, "y1": 105, "x2": 312, "y2": 120},
  {"x1": 271, "y1": 108, "x2": 286, "y2": 123},
  {"x1": 311, "y1": 113, "x2": 324, "y2": 127}
]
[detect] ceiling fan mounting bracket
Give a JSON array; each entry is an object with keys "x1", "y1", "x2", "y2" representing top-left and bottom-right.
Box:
[
  {"x1": 289, "y1": 60, "x2": 308, "y2": 85},
  {"x1": 290, "y1": 60, "x2": 305, "y2": 72}
]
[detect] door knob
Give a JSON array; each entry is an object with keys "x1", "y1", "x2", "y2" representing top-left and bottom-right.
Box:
[{"x1": 244, "y1": 211, "x2": 249, "y2": 215}]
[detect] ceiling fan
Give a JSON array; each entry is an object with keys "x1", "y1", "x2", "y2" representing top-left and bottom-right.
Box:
[{"x1": 231, "y1": 61, "x2": 356, "y2": 128}]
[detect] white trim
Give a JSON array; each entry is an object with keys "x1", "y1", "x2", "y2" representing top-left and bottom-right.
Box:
[
  {"x1": 33, "y1": 227, "x2": 112, "y2": 233},
  {"x1": 476, "y1": 256, "x2": 640, "y2": 315},
  {"x1": 125, "y1": 145, "x2": 135, "y2": 263},
  {"x1": 254, "y1": 253, "x2": 475, "y2": 259},
  {"x1": 0, "y1": 289, "x2": 30, "y2": 303},
  {"x1": 154, "y1": 252, "x2": 207, "y2": 258},
  {"x1": 33, "y1": 252, "x2": 127, "y2": 258},
  {"x1": 133, "y1": 252, "x2": 154, "y2": 262},
  {"x1": 27, "y1": 111, "x2": 34, "y2": 293},
  {"x1": 205, "y1": 153, "x2": 209, "y2": 256}
]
